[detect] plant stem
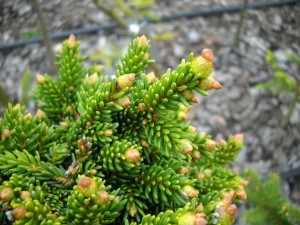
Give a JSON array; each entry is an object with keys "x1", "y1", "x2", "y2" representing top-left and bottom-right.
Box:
[
  {"x1": 232, "y1": 0, "x2": 249, "y2": 48},
  {"x1": 31, "y1": 0, "x2": 57, "y2": 75},
  {"x1": 283, "y1": 83, "x2": 300, "y2": 125},
  {"x1": 92, "y1": 0, "x2": 129, "y2": 31}
]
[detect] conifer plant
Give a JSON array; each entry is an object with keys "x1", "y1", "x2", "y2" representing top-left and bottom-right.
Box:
[{"x1": 0, "y1": 35, "x2": 247, "y2": 225}]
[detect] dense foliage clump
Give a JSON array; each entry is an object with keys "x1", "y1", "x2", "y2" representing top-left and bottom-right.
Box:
[{"x1": 0, "y1": 35, "x2": 246, "y2": 225}]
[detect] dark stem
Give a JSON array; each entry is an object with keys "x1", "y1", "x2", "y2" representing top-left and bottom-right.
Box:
[
  {"x1": 31, "y1": 0, "x2": 57, "y2": 74},
  {"x1": 232, "y1": 0, "x2": 249, "y2": 48}
]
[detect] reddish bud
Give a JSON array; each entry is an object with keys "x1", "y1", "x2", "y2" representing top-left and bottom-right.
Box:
[
  {"x1": 36, "y1": 109, "x2": 46, "y2": 120},
  {"x1": 178, "y1": 212, "x2": 207, "y2": 225},
  {"x1": 197, "y1": 173, "x2": 205, "y2": 181},
  {"x1": 67, "y1": 34, "x2": 77, "y2": 48},
  {"x1": 182, "y1": 90, "x2": 198, "y2": 103},
  {"x1": 138, "y1": 103, "x2": 145, "y2": 112},
  {"x1": 125, "y1": 148, "x2": 141, "y2": 163},
  {"x1": 192, "y1": 150, "x2": 201, "y2": 159},
  {"x1": 98, "y1": 190, "x2": 110, "y2": 205},
  {"x1": 60, "y1": 122, "x2": 69, "y2": 129},
  {"x1": 198, "y1": 75, "x2": 221, "y2": 91},
  {"x1": 137, "y1": 35, "x2": 148, "y2": 46},
  {"x1": 89, "y1": 72, "x2": 99, "y2": 86},
  {"x1": 230, "y1": 133, "x2": 243, "y2": 148},
  {"x1": 78, "y1": 176, "x2": 98, "y2": 197},
  {"x1": 217, "y1": 204, "x2": 238, "y2": 225},
  {"x1": 13, "y1": 206, "x2": 27, "y2": 220},
  {"x1": 201, "y1": 49, "x2": 213, "y2": 62},
  {"x1": 77, "y1": 139, "x2": 87, "y2": 152},
  {"x1": 2, "y1": 129, "x2": 10, "y2": 138},
  {"x1": 0, "y1": 187, "x2": 14, "y2": 202},
  {"x1": 219, "y1": 139, "x2": 227, "y2": 148},
  {"x1": 142, "y1": 119, "x2": 148, "y2": 126},
  {"x1": 140, "y1": 139, "x2": 149, "y2": 147},
  {"x1": 117, "y1": 73, "x2": 136, "y2": 89},
  {"x1": 205, "y1": 140, "x2": 216, "y2": 151},
  {"x1": 182, "y1": 185, "x2": 198, "y2": 199},
  {"x1": 116, "y1": 96, "x2": 131, "y2": 108},
  {"x1": 177, "y1": 139, "x2": 193, "y2": 154},
  {"x1": 20, "y1": 191, "x2": 31, "y2": 200},
  {"x1": 178, "y1": 166, "x2": 188, "y2": 175}
]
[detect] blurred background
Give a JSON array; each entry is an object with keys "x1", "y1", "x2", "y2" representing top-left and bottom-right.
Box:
[{"x1": 0, "y1": 0, "x2": 299, "y2": 224}]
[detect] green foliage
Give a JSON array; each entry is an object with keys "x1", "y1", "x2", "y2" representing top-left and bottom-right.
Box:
[
  {"x1": 244, "y1": 170, "x2": 300, "y2": 225},
  {"x1": 0, "y1": 35, "x2": 246, "y2": 225},
  {"x1": 256, "y1": 50, "x2": 300, "y2": 124}
]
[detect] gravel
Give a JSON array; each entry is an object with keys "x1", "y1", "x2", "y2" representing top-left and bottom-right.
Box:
[{"x1": 1, "y1": 0, "x2": 300, "y2": 208}]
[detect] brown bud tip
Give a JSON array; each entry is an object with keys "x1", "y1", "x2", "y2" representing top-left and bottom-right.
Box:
[
  {"x1": 36, "y1": 109, "x2": 46, "y2": 120},
  {"x1": 178, "y1": 213, "x2": 197, "y2": 225},
  {"x1": 138, "y1": 35, "x2": 148, "y2": 46},
  {"x1": 203, "y1": 169, "x2": 212, "y2": 177},
  {"x1": 117, "y1": 96, "x2": 131, "y2": 108},
  {"x1": 68, "y1": 34, "x2": 76, "y2": 42},
  {"x1": 192, "y1": 150, "x2": 201, "y2": 159},
  {"x1": 219, "y1": 139, "x2": 227, "y2": 148},
  {"x1": 125, "y1": 148, "x2": 141, "y2": 163},
  {"x1": 78, "y1": 176, "x2": 98, "y2": 197},
  {"x1": 212, "y1": 80, "x2": 222, "y2": 90},
  {"x1": 98, "y1": 190, "x2": 110, "y2": 205},
  {"x1": 201, "y1": 49, "x2": 213, "y2": 62},
  {"x1": 129, "y1": 207, "x2": 137, "y2": 217},
  {"x1": 24, "y1": 113, "x2": 32, "y2": 121},
  {"x1": 138, "y1": 103, "x2": 145, "y2": 112},
  {"x1": 86, "y1": 121, "x2": 92, "y2": 126},
  {"x1": 177, "y1": 139, "x2": 193, "y2": 154},
  {"x1": 140, "y1": 139, "x2": 149, "y2": 147},
  {"x1": 197, "y1": 173, "x2": 205, "y2": 181},
  {"x1": 20, "y1": 191, "x2": 31, "y2": 200},
  {"x1": 205, "y1": 140, "x2": 216, "y2": 151},
  {"x1": 195, "y1": 217, "x2": 208, "y2": 225},
  {"x1": 0, "y1": 187, "x2": 14, "y2": 202},
  {"x1": 182, "y1": 185, "x2": 198, "y2": 199},
  {"x1": 89, "y1": 72, "x2": 99, "y2": 86},
  {"x1": 117, "y1": 73, "x2": 136, "y2": 89},
  {"x1": 146, "y1": 72, "x2": 157, "y2": 83},
  {"x1": 90, "y1": 169, "x2": 97, "y2": 176},
  {"x1": 198, "y1": 75, "x2": 221, "y2": 91},
  {"x1": 67, "y1": 105, "x2": 72, "y2": 112},
  {"x1": 196, "y1": 204, "x2": 205, "y2": 211},
  {"x1": 231, "y1": 133, "x2": 243, "y2": 148},
  {"x1": 60, "y1": 122, "x2": 69, "y2": 129},
  {"x1": 36, "y1": 73, "x2": 45, "y2": 84},
  {"x1": 2, "y1": 129, "x2": 10, "y2": 138},
  {"x1": 178, "y1": 166, "x2": 188, "y2": 175},
  {"x1": 77, "y1": 139, "x2": 87, "y2": 152},
  {"x1": 236, "y1": 189, "x2": 247, "y2": 200},
  {"x1": 13, "y1": 206, "x2": 27, "y2": 220},
  {"x1": 104, "y1": 129, "x2": 113, "y2": 137},
  {"x1": 142, "y1": 119, "x2": 148, "y2": 126},
  {"x1": 227, "y1": 204, "x2": 238, "y2": 218}
]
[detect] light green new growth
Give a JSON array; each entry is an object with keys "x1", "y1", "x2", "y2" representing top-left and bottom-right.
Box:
[
  {"x1": 256, "y1": 50, "x2": 300, "y2": 124},
  {"x1": 0, "y1": 35, "x2": 246, "y2": 225}
]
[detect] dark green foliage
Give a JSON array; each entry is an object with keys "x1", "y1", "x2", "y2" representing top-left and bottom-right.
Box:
[
  {"x1": 0, "y1": 35, "x2": 246, "y2": 225},
  {"x1": 244, "y1": 170, "x2": 300, "y2": 225}
]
